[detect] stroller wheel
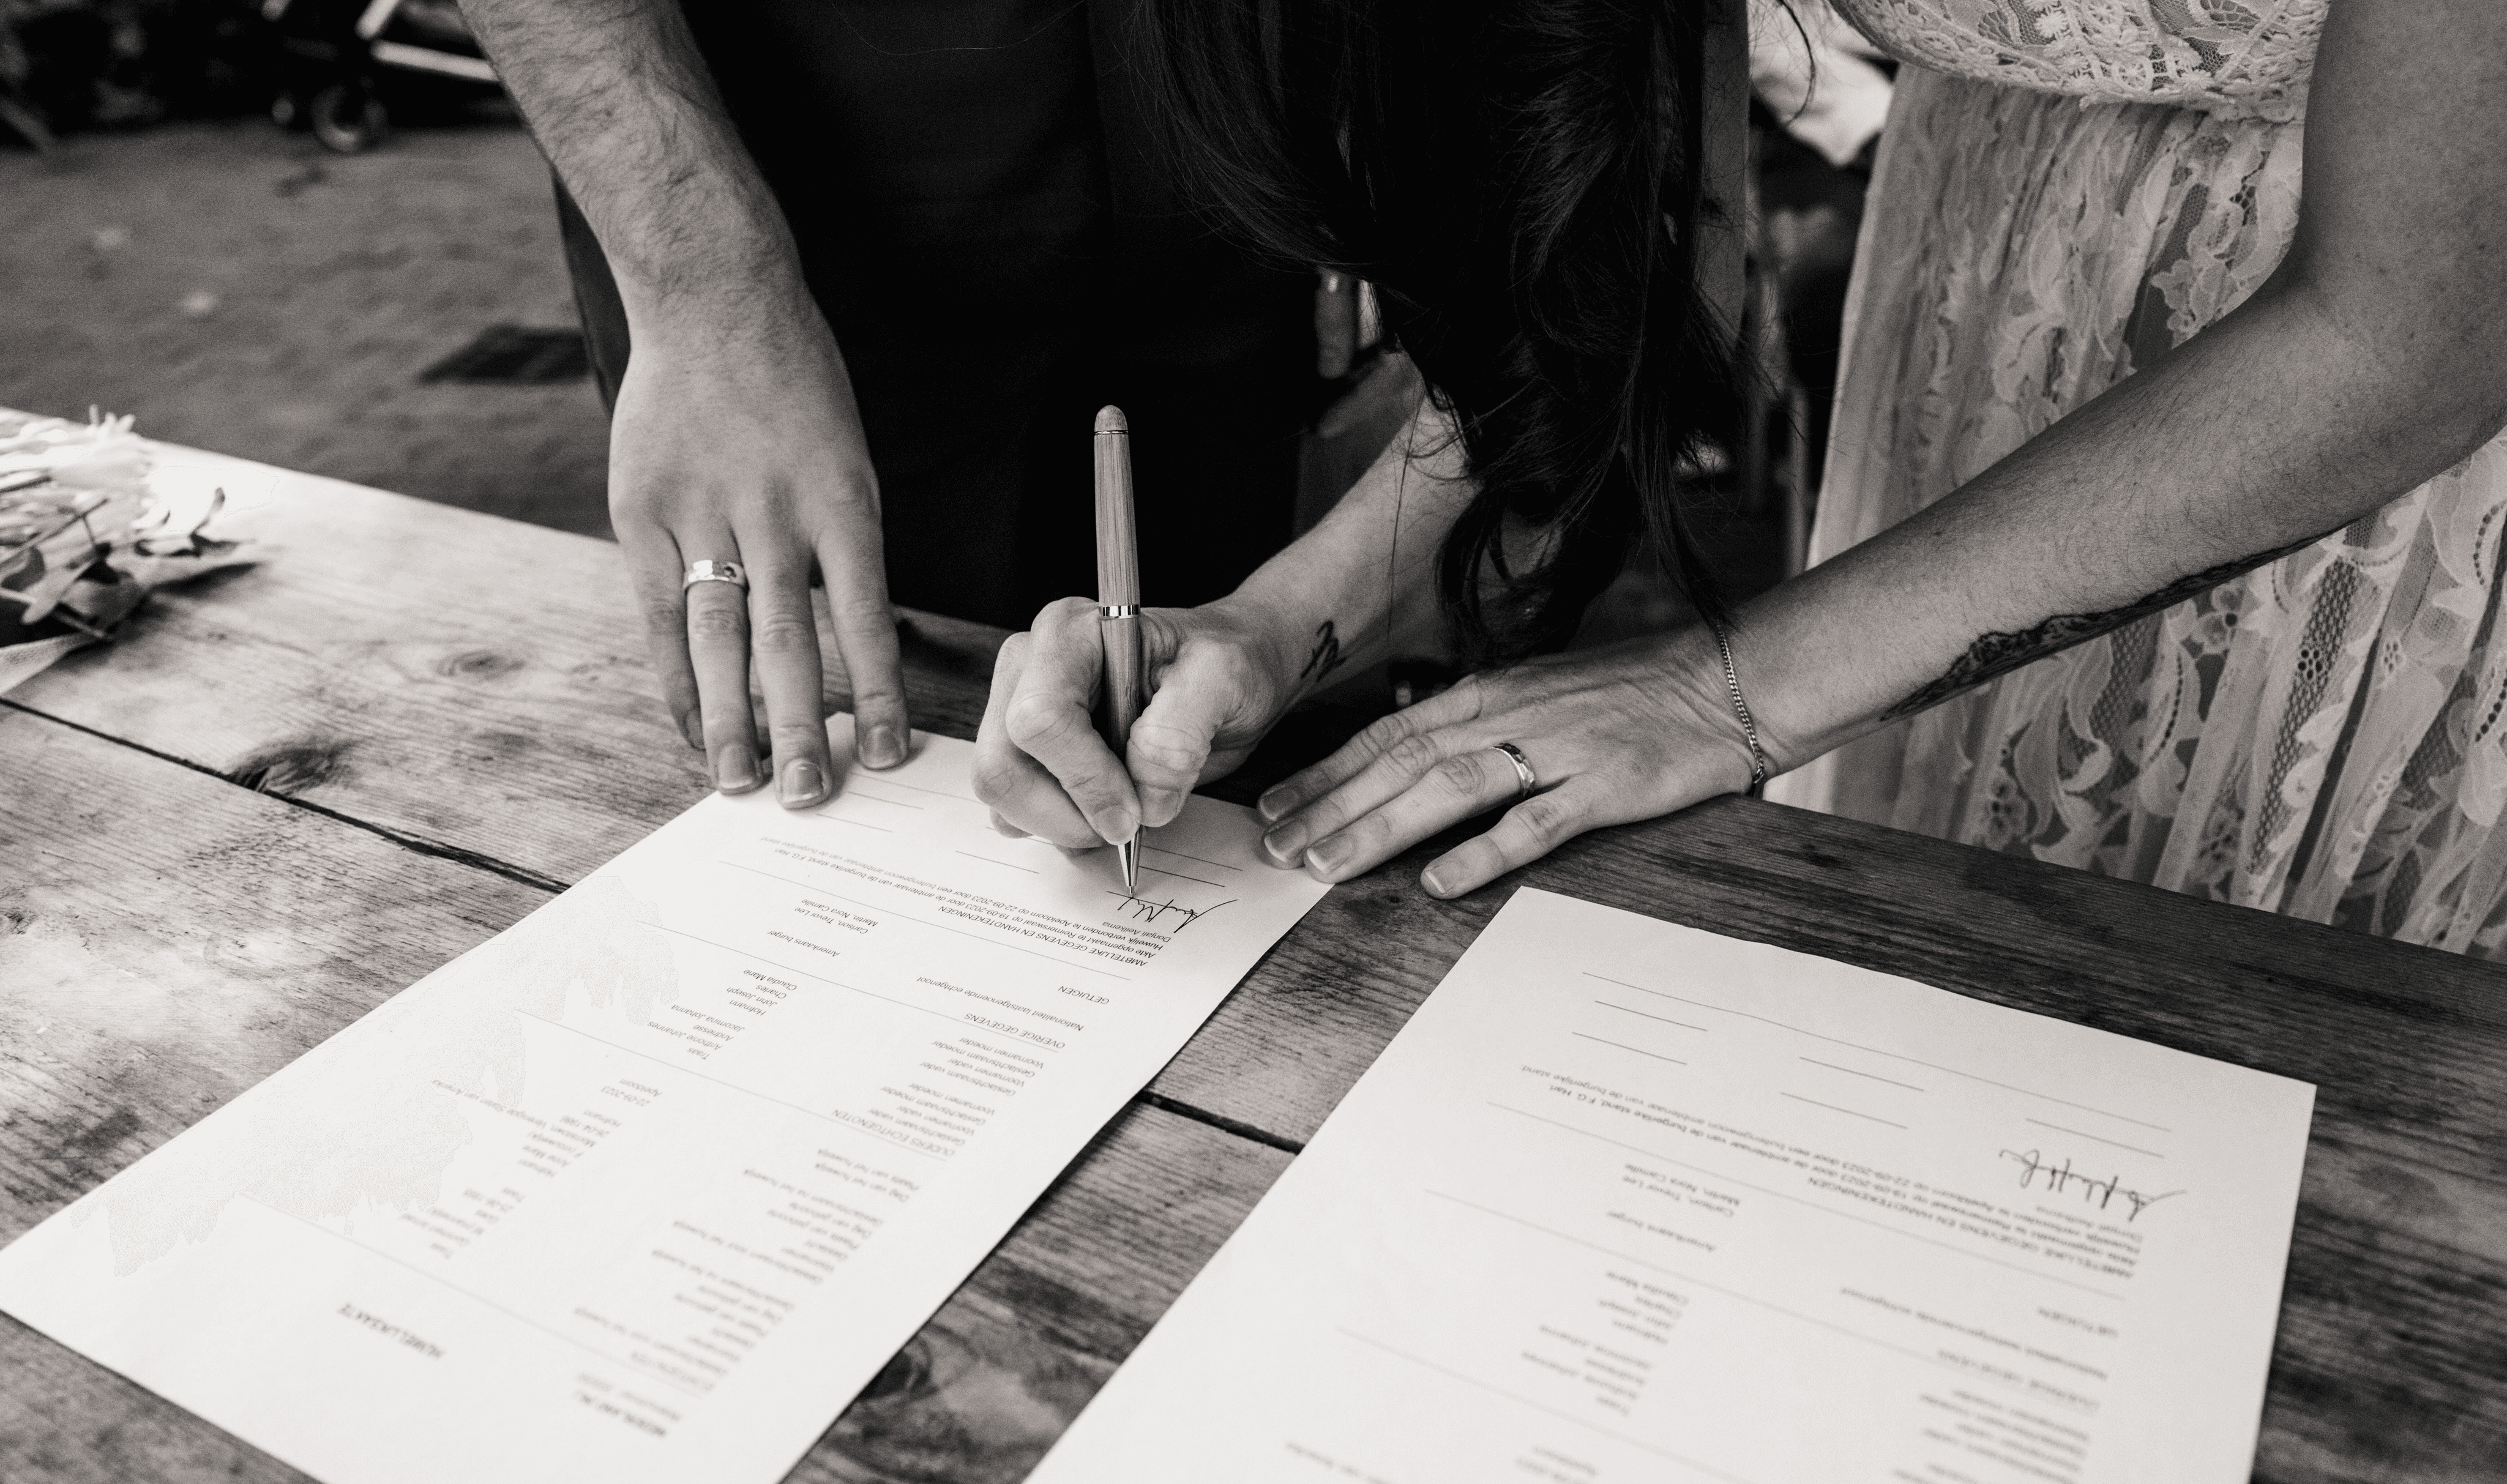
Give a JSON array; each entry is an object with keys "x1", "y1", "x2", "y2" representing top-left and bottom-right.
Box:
[{"x1": 309, "y1": 83, "x2": 388, "y2": 154}]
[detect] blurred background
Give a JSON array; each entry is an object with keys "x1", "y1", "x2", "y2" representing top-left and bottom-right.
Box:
[{"x1": 1, "y1": 0, "x2": 1886, "y2": 638}]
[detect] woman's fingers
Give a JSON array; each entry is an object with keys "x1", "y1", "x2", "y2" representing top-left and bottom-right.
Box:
[
  {"x1": 1000, "y1": 598, "x2": 1140, "y2": 846},
  {"x1": 1419, "y1": 784, "x2": 1598, "y2": 898},
  {"x1": 1294, "y1": 736, "x2": 1531, "y2": 882},
  {"x1": 742, "y1": 557, "x2": 835, "y2": 808},
  {"x1": 971, "y1": 623, "x2": 1107, "y2": 850},
  {"x1": 1124, "y1": 643, "x2": 1255, "y2": 828},
  {"x1": 1257, "y1": 676, "x2": 1485, "y2": 827}
]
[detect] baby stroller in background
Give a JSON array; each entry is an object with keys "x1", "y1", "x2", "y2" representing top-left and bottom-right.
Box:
[{"x1": 263, "y1": 0, "x2": 496, "y2": 153}]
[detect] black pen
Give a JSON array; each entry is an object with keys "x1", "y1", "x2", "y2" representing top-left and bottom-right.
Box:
[{"x1": 1093, "y1": 406, "x2": 1145, "y2": 895}]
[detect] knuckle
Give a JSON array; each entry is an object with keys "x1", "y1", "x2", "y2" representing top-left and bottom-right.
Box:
[
  {"x1": 1384, "y1": 732, "x2": 1445, "y2": 780},
  {"x1": 1128, "y1": 723, "x2": 1204, "y2": 777},
  {"x1": 750, "y1": 612, "x2": 818, "y2": 657},
  {"x1": 1004, "y1": 693, "x2": 1078, "y2": 750},
  {"x1": 970, "y1": 750, "x2": 1026, "y2": 807},
  {"x1": 1512, "y1": 792, "x2": 1580, "y2": 846},
  {"x1": 1427, "y1": 751, "x2": 1489, "y2": 801},
  {"x1": 686, "y1": 603, "x2": 748, "y2": 641}
]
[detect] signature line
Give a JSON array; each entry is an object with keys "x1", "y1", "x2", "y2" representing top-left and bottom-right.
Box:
[
  {"x1": 1571, "y1": 1032, "x2": 1687, "y2": 1064},
  {"x1": 1582, "y1": 972, "x2": 2171, "y2": 1133},
  {"x1": 2025, "y1": 1119, "x2": 2164, "y2": 1159},
  {"x1": 955, "y1": 851, "x2": 1038, "y2": 874},
  {"x1": 1780, "y1": 1092, "x2": 1908, "y2": 1130},
  {"x1": 1800, "y1": 1057, "x2": 1926, "y2": 1093},
  {"x1": 1594, "y1": 1002, "x2": 1711, "y2": 1032}
]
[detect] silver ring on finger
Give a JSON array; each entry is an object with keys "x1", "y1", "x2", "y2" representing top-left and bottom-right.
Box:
[
  {"x1": 1490, "y1": 741, "x2": 1537, "y2": 802},
  {"x1": 682, "y1": 559, "x2": 749, "y2": 592}
]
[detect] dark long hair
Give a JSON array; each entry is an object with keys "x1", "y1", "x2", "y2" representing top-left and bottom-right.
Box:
[{"x1": 1132, "y1": 0, "x2": 1743, "y2": 658}]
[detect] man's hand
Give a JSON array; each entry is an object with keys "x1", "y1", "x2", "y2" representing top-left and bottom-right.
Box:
[
  {"x1": 462, "y1": 0, "x2": 910, "y2": 802},
  {"x1": 611, "y1": 311, "x2": 910, "y2": 805}
]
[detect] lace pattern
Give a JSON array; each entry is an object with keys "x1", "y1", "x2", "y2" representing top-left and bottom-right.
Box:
[
  {"x1": 1832, "y1": 0, "x2": 2324, "y2": 119},
  {"x1": 1777, "y1": 59, "x2": 2507, "y2": 958}
]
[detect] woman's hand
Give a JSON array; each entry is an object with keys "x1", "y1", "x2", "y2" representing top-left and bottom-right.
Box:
[
  {"x1": 1254, "y1": 628, "x2": 1760, "y2": 898},
  {"x1": 974, "y1": 595, "x2": 1312, "y2": 849},
  {"x1": 609, "y1": 314, "x2": 911, "y2": 807}
]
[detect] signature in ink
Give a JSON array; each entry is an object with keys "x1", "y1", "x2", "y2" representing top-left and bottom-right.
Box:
[
  {"x1": 1998, "y1": 1148, "x2": 2183, "y2": 1223},
  {"x1": 1106, "y1": 891, "x2": 1236, "y2": 931}
]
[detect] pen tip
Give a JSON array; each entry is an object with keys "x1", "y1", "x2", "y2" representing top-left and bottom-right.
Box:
[{"x1": 1096, "y1": 405, "x2": 1129, "y2": 436}]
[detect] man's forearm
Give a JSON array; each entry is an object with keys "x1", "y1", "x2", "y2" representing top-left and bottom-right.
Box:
[{"x1": 462, "y1": 0, "x2": 805, "y2": 330}]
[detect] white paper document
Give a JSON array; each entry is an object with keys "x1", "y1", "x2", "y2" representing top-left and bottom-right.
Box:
[
  {"x1": 1033, "y1": 888, "x2": 2315, "y2": 1484},
  {"x1": 0, "y1": 728, "x2": 1326, "y2": 1484}
]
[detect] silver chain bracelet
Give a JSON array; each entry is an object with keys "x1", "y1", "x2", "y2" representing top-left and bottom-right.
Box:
[{"x1": 1706, "y1": 617, "x2": 1769, "y2": 799}]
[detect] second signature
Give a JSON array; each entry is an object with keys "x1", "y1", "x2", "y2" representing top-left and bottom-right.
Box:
[{"x1": 1998, "y1": 1147, "x2": 2184, "y2": 1223}]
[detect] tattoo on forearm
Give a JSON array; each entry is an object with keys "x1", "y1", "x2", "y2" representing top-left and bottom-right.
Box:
[
  {"x1": 1301, "y1": 619, "x2": 1345, "y2": 682},
  {"x1": 1879, "y1": 534, "x2": 2325, "y2": 722}
]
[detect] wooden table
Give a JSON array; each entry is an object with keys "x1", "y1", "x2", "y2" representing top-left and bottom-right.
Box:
[{"x1": 2, "y1": 440, "x2": 2502, "y2": 1483}]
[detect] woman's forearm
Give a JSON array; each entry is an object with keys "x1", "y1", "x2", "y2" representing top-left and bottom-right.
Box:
[
  {"x1": 1738, "y1": 0, "x2": 2507, "y2": 770},
  {"x1": 1226, "y1": 395, "x2": 1473, "y2": 697}
]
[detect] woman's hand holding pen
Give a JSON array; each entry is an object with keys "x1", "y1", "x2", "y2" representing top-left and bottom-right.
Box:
[{"x1": 973, "y1": 595, "x2": 1316, "y2": 851}]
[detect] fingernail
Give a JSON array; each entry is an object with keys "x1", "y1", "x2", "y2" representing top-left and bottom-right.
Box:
[
  {"x1": 1261, "y1": 825, "x2": 1306, "y2": 867},
  {"x1": 864, "y1": 723, "x2": 904, "y2": 769},
  {"x1": 680, "y1": 713, "x2": 703, "y2": 750},
  {"x1": 1421, "y1": 866, "x2": 1453, "y2": 898},
  {"x1": 1306, "y1": 836, "x2": 1351, "y2": 876},
  {"x1": 1139, "y1": 786, "x2": 1181, "y2": 826},
  {"x1": 781, "y1": 759, "x2": 825, "y2": 807},
  {"x1": 1101, "y1": 809, "x2": 1139, "y2": 847},
  {"x1": 717, "y1": 744, "x2": 760, "y2": 792},
  {"x1": 1257, "y1": 787, "x2": 1295, "y2": 823}
]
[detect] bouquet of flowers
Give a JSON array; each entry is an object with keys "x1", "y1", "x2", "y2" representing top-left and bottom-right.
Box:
[{"x1": 0, "y1": 409, "x2": 245, "y2": 694}]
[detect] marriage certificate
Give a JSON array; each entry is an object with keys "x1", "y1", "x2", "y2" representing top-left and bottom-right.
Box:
[
  {"x1": 1032, "y1": 888, "x2": 2315, "y2": 1484},
  {"x1": 0, "y1": 728, "x2": 1326, "y2": 1484}
]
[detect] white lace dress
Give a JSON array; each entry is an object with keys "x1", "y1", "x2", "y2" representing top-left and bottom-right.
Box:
[{"x1": 1771, "y1": 0, "x2": 2507, "y2": 955}]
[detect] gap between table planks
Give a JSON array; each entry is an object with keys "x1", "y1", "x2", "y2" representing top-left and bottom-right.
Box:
[
  {"x1": 0, "y1": 706, "x2": 1287, "y2": 1484},
  {"x1": 11, "y1": 436, "x2": 2507, "y2": 1477}
]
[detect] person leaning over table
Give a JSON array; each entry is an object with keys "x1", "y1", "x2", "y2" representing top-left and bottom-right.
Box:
[
  {"x1": 972, "y1": 0, "x2": 2507, "y2": 956},
  {"x1": 458, "y1": 0, "x2": 1331, "y2": 810}
]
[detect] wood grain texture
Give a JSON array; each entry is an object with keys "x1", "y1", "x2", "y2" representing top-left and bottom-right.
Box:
[
  {"x1": 5, "y1": 441, "x2": 1005, "y2": 889},
  {"x1": 0, "y1": 706, "x2": 1290, "y2": 1483},
  {"x1": 10, "y1": 436, "x2": 2505, "y2": 1478}
]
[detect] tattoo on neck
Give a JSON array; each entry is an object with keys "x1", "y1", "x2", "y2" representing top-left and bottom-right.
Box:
[
  {"x1": 1879, "y1": 533, "x2": 2325, "y2": 723},
  {"x1": 1300, "y1": 619, "x2": 1345, "y2": 682}
]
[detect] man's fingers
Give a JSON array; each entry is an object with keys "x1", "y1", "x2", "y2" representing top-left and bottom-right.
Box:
[
  {"x1": 1419, "y1": 783, "x2": 1597, "y2": 898},
  {"x1": 1296, "y1": 737, "x2": 1523, "y2": 884},
  {"x1": 742, "y1": 559, "x2": 834, "y2": 809},
  {"x1": 620, "y1": 526, "x2": 704, "y2": 749},
  {"x1": 1257, "y1": 676, "x2": 1484, "y2": 826},
  {"x1": 1001, "y1": 599, "x2": 1139, "y2": 845},
  {"x1": 682, "y1": 537, "x2": 764, "y2": 793},
  {"x1": 973, "y1": 630, "x2": 1102, "y2": 849},
  {"x1": 816, "y1": 525, "x2": 910, "y2": 770}
]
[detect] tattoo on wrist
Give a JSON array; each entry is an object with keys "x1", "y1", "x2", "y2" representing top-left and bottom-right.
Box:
[
  {"x1": 1300, "y1": 619, "x2": 1345, "y2": 682},
  {"x1": 1880, "y1": 534, "x2": 2324, "y2": 722}
]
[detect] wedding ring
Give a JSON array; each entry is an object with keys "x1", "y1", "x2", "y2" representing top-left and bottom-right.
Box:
[
  {"x1": 1490, "y1": 741, "x2": 1538, "y2": 802},
  {"x1": 682, "y1": 559, "x2": 748, "y2": 592}
]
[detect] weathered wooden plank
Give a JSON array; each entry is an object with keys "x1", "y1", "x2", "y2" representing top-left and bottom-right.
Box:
[
  {"x1": 0, "y1": 707, "x2": 1291, "y2": 1484},
  {"x1": 6, "y1": 440, "x2": 1005, "y2": 889}
]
